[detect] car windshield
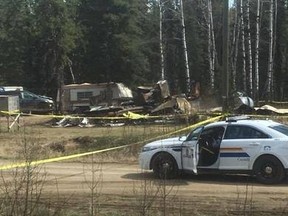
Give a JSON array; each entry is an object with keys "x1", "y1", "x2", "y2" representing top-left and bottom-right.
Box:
[
  {"x1": 269, "y1": 124, "x2": 288, "y2": 136},
  {"x1": 185, "y1": 126, "x2": 203, "y2": 141},
  {"x1": 23, "y1": 90, "x2": 39, "y2": 99}
]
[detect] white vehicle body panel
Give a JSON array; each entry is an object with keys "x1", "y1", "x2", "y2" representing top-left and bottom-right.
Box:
[
  {"x1": 139, "y1": 118, "x2": 288, "y2": 183},
  {"x1": 139, "y1": 136, "x2": 186, "y2": 170},
  {"x1": 181, "y1": 140, "x2": 198, "y2": 173},
  {"x1": 219, "y1": 138, "x2": 262, "y2": 170}
]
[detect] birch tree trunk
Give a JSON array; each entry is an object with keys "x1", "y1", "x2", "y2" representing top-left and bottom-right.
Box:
[
  {"x1": 254, "y1": 0, "x2": 260, "y2": 103},
  {"x1": 222, "y1": 0, "x2": 230, "y2": 110},
  {"x1": 245, "y1": 0, "x2": 253, "y2": 97},
  {"x1": 240, "y1": 0, "x2": 247, "y2": 93},
  {"x1": 267, "y1": 0, "x2": 274, "y2": 101},
  {"x1": 207, "y1": 0, "x2": 214, "y2": 89},
  {"x1": 208, "y1": 0, "x2": 216, "y2": 90},
  {"x1": 272, "y1": 0, "x2": 277, "y2": 99},
  {"x1": 210, "y1": 1, "x2": 216, "y2": 89},
  {"x1": 180, "y1": 0, "x2": 191, "y2": 94},
  {"x1": 67, "y1": 57, "x2": 76, "y2": 84},
  {"x1": 159, "y1": 0, "x2": 165, "y2": 80},
  {"x1": 231, "y1": 0, "x2": 240, "y2": 91}
]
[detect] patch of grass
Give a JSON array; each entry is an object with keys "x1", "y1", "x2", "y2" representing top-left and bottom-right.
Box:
[
  {"x1": 43, "y1": 124, "x2": 183, "y2": 155},
  {"x1": 69, "y1": 134, "x2": 152, "y2": 152}
]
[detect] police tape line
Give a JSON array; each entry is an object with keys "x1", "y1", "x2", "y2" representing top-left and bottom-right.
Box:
[
  {"x1": 3, "y1": 110, "x2": 288, "y2": 121},
  {"x1": 0, "y1": 144, "x2": 131, "y2": 171},
  {"x1": 3, "y1": 108, "x2": 288, "y2": 120},
  {"x1": 0, "y1": 110, "x2": 20, "y2": 115},
  {"x1": 0, "y1": 115, "x2": 224, "y2": 171},
  {"x1": 0, "y1": 110, "x2": 194, "y2": 120},
  {"x1": 163, "y1": 115, "x2": 225, "y2": 136}
]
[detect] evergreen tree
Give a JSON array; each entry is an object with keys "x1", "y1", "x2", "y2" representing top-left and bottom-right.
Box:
[
  {"x1": 0, "y1": 0, "x2": 33, "y2": 85},
  {"x1": 1, "y1": 0, "x2": 288, "y2": 102},
  {"x1": 28, "y1": 0, "x2": 79, "y2": 96},
  {"x1": 274, "y1": 0, "x2": 288, "y2": 100},
  {"x1": 77, "y1": 0, "x2": 149, "y2": 87}
]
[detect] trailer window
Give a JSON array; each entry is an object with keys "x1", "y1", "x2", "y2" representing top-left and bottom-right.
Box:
[{"x1": 77, "y1": 92, "x2": 93, "y2": 100}]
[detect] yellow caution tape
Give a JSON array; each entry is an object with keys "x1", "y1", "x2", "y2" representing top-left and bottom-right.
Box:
[
  {"x1": 48, "y1": 113, "x2": 188, "y2": 120},
  {"x1": 0, "y1": 110, "x2": 20, "y2": 115},
  {"x1": 122, "y1": 111, "x2": 149, "y2": 119},
  {"x1": 0, "y1": 109, "x2": 225, "y2": 121},
  {"x1": 0, "y1": 110, "x2": 187, "y2": 120},
  {"x1": 3, "y1": 109, "x2": 288, "y2": 121},
  {"x1": 0, "y1": 144, "x2": 132, "y2": 171},
  {"x1": 163, "y1": 115, "x2": 225, "y2": 136},
  {"x1": 0, "y1": 114, "x2": 224, "y2": 171}
]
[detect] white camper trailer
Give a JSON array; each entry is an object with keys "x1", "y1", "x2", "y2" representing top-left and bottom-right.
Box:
[{"x1": 57, "y1": 82, "x2": 133, "y2": 113}]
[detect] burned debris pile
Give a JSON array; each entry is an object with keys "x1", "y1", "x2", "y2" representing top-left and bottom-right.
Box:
[
  {"x1": 53, "y1": 80, "x2": 200, "y2": 127},
  {"x1": 53, "y1": 80, "x2": 282, "y2": 127},
  {"x1": 57, "y1": 80, "x2": 198, "y2": 117}
]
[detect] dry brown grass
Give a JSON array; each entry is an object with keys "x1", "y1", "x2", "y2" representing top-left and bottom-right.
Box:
[
  {"x1": 0, "y1": 115, "x2": 184, "y2": 162},
  {"x1": 1, "y1": 114, "x2": 288, "y2": 215}
]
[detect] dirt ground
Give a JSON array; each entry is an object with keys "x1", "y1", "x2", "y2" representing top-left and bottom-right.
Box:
[
  {"x1": 2, "y1": 160, "x2": 287, "y2": 215},
  {"x1": 1, "y1": 115, "x2": 288, "y2": 215}
]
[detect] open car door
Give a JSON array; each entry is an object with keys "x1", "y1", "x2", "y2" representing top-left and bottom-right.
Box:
[{"x1": 181, "y1": 127, "x2": 203, "y2": 174}]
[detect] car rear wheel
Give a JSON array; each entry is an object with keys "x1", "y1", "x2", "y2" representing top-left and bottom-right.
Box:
[
  {"x1": 152, "y1": 153, "x2": 178, "y2": 179},
  {"x1": 253, "y1": 155, "x2": 285, "y2": 184}
]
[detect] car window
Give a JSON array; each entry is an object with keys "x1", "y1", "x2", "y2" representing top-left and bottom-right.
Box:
[
  {"x1": 23, "y1": 91, "x2": 38, "y2": 99},
  {"x1": 185, "y1": 126, "x2": 203, "y2": 141},
  {"x1": 224, "y1": 125, "x2": 270, "y2": 139},
  {"x1": 199, "y1": 126, "x2": 225, "y2": 141},
  {"x1": 270, "y1": 124, "x2": 288, "y2": 136}
]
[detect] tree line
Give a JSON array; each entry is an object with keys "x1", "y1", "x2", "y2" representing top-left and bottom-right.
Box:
[{"x1": 0, "y1": 0, "x2": 288, "y2": 104}]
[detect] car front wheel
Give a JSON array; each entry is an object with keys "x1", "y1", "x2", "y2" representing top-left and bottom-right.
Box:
[
  {"x1": 253, "y1": 155, "x2": 285, "y2": 184},
  {"x1": 152, "y1": 153, "x2": 178, "y2": 179}
]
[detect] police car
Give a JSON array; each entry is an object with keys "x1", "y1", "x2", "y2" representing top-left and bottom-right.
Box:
[{"x1": 139, "y1": 117, "x2": 288, "y2": 184}]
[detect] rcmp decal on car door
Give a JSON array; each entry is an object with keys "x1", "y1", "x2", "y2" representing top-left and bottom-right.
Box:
[
  {"x1": 181, "y1": 141, "x2": 198, "y2": 174},
  {"x1": 219, "y1": 147, "x2": 250, "y2": 169}
]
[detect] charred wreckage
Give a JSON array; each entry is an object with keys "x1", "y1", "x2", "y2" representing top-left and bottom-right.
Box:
[{"x1": 53, "y1": 80, "x2": 259, "y2": 127}]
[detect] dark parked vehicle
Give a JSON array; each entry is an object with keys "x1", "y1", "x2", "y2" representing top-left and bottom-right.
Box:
[{"x1": 0, "y1": 86, "x2": 54, "y2": 113}]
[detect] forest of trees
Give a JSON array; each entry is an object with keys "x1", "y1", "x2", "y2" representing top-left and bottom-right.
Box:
[{"x1": 1, "y1": 0, "x2": 288, "y2": 105}]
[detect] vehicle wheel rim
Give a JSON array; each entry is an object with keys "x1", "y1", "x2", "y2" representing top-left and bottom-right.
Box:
[
  {"x1": 162, "y1": 162, "x2": 171, "y2": 170},
  {"x1": 261, "y1": 163, "x2": 276, "y2": 179},
  {"x1": 264, "y1": 166, "x2": 273, "y2": 175},
  {"x1": 160, "y1": 160, "x2": 173, "y2": 173},
  {"x1": 156, "y1": 157, "x2": 174, "y2": 178}
]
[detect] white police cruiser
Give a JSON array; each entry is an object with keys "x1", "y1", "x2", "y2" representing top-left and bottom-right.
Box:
[{"x1": 139, "y1": 116, "x2": 288, "y2": 184}]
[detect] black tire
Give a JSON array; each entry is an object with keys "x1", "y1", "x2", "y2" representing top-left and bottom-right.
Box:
[
  {"x1": 152, "y1": 153, "x2": 178, "y2": 179},
  {"x1": 253, "y1": 155, "x2": 285, "y2": 184}
]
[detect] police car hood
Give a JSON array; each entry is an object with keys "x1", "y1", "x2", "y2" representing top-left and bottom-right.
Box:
[{"x1": 144, "y1": 136, "x2": 186, "y2": 148}]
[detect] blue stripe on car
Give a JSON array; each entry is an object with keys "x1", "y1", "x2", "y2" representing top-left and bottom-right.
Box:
[{"x1": 220, "y1": 152, "x2": 250, "y2": 157}]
